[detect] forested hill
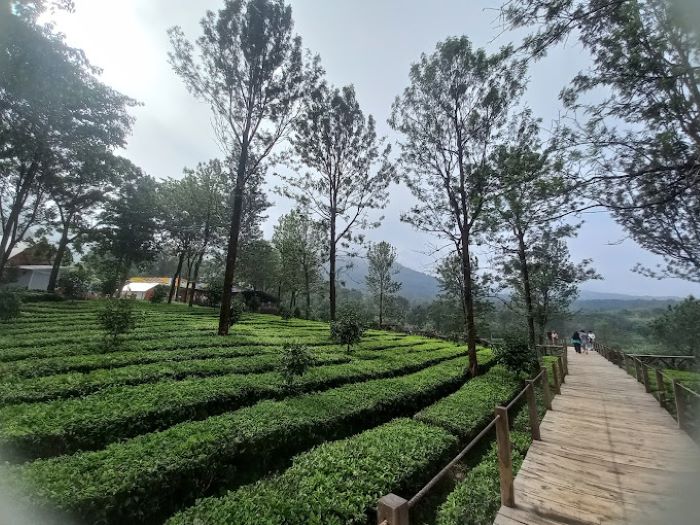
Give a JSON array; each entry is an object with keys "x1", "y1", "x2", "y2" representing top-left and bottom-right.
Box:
[{"x1": 337, "y1": 257, "x2": 440, "y2": 302}]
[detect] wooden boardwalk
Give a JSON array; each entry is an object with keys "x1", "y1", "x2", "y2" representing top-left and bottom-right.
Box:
[{"x1": 494, "y1": 348, "x2": 699, "y2": 525}]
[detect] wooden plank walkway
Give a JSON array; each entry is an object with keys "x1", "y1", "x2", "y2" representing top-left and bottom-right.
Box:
[{"x1": 494, "y1": 348, "x2": 699, "y2": 525}]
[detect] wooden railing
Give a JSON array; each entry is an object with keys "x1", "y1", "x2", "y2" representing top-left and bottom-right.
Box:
[
  {"x1": 376, "y1": 354, "x2": 569, "y2": 525},
  {"x1": 594, "y1": 342, "x2": 699, "y2": 438}
]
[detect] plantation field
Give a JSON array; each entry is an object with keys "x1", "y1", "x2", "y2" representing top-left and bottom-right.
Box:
[{"x1": 0, "y1": 300, "x2": 534, "y2": 524}]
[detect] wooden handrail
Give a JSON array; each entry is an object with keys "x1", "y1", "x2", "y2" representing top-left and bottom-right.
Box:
[
  {"x1": 376, "y1": 366, "x2": 557, "y2": 524},
  {"x1": 596, "y1": 342, "x2": 698, "y2": 437}
]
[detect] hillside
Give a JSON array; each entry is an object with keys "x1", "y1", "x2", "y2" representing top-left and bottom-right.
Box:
[{"x1": 338, "y1": 256, "x2": 441, "y2": 302}]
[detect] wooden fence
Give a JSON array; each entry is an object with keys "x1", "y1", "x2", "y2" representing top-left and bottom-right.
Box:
[
  {"x1": 594, "y1": 342, "x2": 699, "y2": 439},
  {"x1": 376, "y1": 350, "x2": 569, "y2": 525}
]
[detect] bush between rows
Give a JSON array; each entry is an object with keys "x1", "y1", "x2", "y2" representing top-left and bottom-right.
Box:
[
  {"x1": 11, "y1": 357, "x2": 473, "y2": 525},
  {"x1": 0, "y1": 347, "x2": 486, "y2": 461}
]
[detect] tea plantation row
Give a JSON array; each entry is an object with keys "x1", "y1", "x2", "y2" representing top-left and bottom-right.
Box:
[{"x1": 0, "y1": 300, "x2": 539, "y2": 524}]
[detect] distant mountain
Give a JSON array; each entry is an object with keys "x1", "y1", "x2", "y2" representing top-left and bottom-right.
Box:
[
  {"x1": 336, "y1": 257, "x2": 440, "y2": 302},
  {"x1": 576, "y1": 289, "x2": 680, "y2": 301},
  {"x1": 333, "y1": 259, "x2": 684, "y2": 307}
]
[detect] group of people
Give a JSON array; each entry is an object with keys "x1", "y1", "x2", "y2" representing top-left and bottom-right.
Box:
[{"x1": 572, "y1": 330, "x2": 596, "y2": 354}]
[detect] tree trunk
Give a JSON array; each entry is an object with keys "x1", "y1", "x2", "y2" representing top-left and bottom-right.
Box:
[
  {"x1": 304, "y1": 266, "x2": 311, "y2": 319},
  {"x1": 188, "y1": 250, "x2": 206, "y2": 307},
  {"x1": 114, "y1": 260, "x2": 130, "y2": 298},
  {"x1": 516, "y1": 229, "x2": 537, "y2": 351},
  {"x1": 0, "y1": 163, "x2": 38, "y2": 277},
  {"x1": 168, "y1": 252, "x2": 184, "y2": 304},
  {"x1": 182, "y1": 255, "x2": 194, "y2": 303},
  {"x1": 47, "y1": 228, "x2": 71, "y2": 292},
  {"x1": 329, "y1": 211, "x2": 337, "y2": 321},
  {"x1": 218, "y1": 141, "x2": 250, "y2": 335},
  {"x1": 379, "y1": 288, "x2": 384, "y2": 328},
  {"x1": 461, "y1": 235, "x2": 478, "y2": 377}
]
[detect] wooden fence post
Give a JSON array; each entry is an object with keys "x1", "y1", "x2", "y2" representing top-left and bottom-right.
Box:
[
  {"x1": 551, "y1": 362, "x2": 561, "y2": 394},
  {"x1": 525, "y1": 381, "x2": 540, "y2": 440},
  {"x1": 377, "y1": 494, "x2": 409, "y2": 525},
  {"x1": 561, "y1": 347, "x2": 569, "y2": 376},
  {"x1": 495, "y1": 406, "x2": 515, "y2": 508},
  {"x1": 634, "y1": 358, "x2": 642, "y2": 382},
  {"x1": 672, "y1": 379, "x2": 686, "y2": 431},
  {"x1": 655, "y1": 369, "x2": 665, "y2": 406},
  {"x1": 541, "y1": 366, "x2": 552, "y2": 410},
  {"x1": 641, "y1": 364, "x2": 651, "y2": 393},
  {"x1": 558, "y1": 355, "x2": 566, "y2": 382}
]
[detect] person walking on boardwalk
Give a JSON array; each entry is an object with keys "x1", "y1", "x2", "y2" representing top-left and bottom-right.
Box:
[
  {"x1": 588, "y1": 330, "x2": 596, "y2": 351},
  {"x1": 572, "y1": 330, "x2": 582, "y2": 353},
  {"x1": 580, "y1": 329, "x2": 590, "y2": 354}
]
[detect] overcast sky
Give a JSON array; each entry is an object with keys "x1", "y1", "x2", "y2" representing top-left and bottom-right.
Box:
[{"x1": 47, "y1": 0, "x2": 700, "y2": 297}]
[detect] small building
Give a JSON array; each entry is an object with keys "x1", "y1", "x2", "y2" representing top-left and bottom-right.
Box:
[
  {"x1": 11, "y1": 265, "x2": 54, "y2": 290},
  {"x1": 121, "y1": 281, "x2": 163, "y2": 300},
  {"x1": 3, "y1": 247, "x2": 63, "y2": 291},
  {"x1": 121, "y1": 277, "x2": 170, "y2": 300}
]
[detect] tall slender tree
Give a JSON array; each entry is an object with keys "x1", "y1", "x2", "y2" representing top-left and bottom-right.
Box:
[
  {"x1": 365, "y1": 241, "x2": 401, "y2": 328},
  {"x1": 272, "y1": 210, "x2": 326, "y2": 318},
  {"x1": 281, "y1": 83, "x2": 392, "y2": 321},
  {"x1": 185, "y1": 160, "x2": 228, "y2": 307},
  {"x1": 46, "y1": 152, "x2": 139, "y2": 292},
  {"x1": 390, "y1": 37, "x2": 526, "y2": 376},
  {"x1": 96, "y1": 175, "x2": 160, "y2": 296},
  {"x1": 488, "y1": 112, "x2": 574, "y2": 350},
  {"x1": 502, "y1": 0, "x2": 700, "y2": 282},
  {"x1": 169, "y1": 0, "x2": 321, "y2": 334},
  {"x1": 0, "y1": 7, "x2": 135, "y2": 278}
]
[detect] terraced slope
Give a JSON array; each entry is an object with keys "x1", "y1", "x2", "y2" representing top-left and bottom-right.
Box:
[{"x1": 0, "y1": 300, "x2": 500, "y2": 524}]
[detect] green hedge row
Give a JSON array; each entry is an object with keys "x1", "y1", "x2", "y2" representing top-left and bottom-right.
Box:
[
  {"x1": 11, "y1": 357, "x2": 472, "y2": 524},
  {"x1": 0, "y1": 347, "x2": 481, "y2": 460},
  {"x1": 0, "y1": 338, "x2": 439, "y2": 379},
  {"x1": 162, "y1": 360, "x2": 519, "y2": 525},
  {"x1": 167, "y1": 419, "x2": 458, "y2": 525},
  {"x1": 0, "y1": 328, "x2": 414, "y2": 363},
  {"x1": 1, "y1": 341, "x2": 458, "y2": 404},
  {"x1": 0, "y1": 353, "x2": 353, "y2": 405},
  {"x1": 414, "y1": 365, "x2": 521, "y2": 441}
]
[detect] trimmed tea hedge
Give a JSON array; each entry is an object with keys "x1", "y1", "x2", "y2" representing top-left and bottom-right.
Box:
[
  {"x1": 167, "y1": 419, "x2": 458, "y2": 525},
  {"x1": 415, "y1": 365, "x2": 521, "y2": 441},
  {"x1": 0, "y1": 347, "x2": 477, "y2": 460},
  {"x1": 11, "y1": 357, "x2": 472, "y2": 524}
]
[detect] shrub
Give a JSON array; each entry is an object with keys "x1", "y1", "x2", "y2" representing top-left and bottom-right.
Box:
[
  {"x1": 149, "y1": 285, "x2": 168, "y2": 304},
  {"x1": 293, "y1": 306, "x2": 301, "y2": 318},
  {"x1": 57, "y1": 268, "x2": 91, "y2": 300},
  {"x1": 0, "y1": 288, "x2": 22, "y2": 321},
  {"x1": 279, "y1": 343, "x2": 314, "y2": 388},
  {"x1": 97, "y1": 299, "x2": 137, "y2": 346},
  {"x1": 279, "y1": 305, "x2": 292, "y2": 320},
  {"x1": 494, "y1": 333, "x2": 538, "y2": 376},
  {"x1": 205, "y1": 276, "x2": 224, "y2": 306},
  {"x1": 331, "y1": 309, "x2": 365, "y2": 354},
  {"x1": 244, "y1": 293, "x2": 260, "y2": 312},
  {"x1": 229, "y1": 297, "x2": 245, "y2": 325}
]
